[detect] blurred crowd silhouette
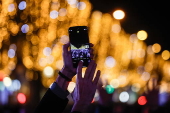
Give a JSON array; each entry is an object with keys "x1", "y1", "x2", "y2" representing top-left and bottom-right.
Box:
[{"x1": 63, "y1": 77, "x2": 170, "y2": 113}]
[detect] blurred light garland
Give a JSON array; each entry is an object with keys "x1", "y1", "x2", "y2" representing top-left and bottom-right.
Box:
[{"x1": 0, "y1": 0, "x2": 170, "y2": 98}]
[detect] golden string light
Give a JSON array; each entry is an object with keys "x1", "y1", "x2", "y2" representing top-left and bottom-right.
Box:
[{"x1": 0, "y1": 0, "x2": 170, "y2": 107}]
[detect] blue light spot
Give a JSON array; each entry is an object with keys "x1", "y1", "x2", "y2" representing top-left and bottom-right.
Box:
[
  {"x1": 8, "y1": 49, "x2": 15, "y2": 58},
  {"x1": 159, "y1": 92, "x2": 169, "y2": 106},
  {"x1": 21, "y1": 24, "x2": 29, "y2": 33},
  {"x1": 18, "y1": 1, "x2": 27, "y2": 10}
]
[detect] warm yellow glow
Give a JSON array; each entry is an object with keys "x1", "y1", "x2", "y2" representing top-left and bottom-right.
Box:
[
  {"x1": 43, "y1": 66, "x2": 54, "y2": 77},
  {"x1": 3, "y1": 77, "x2": 12, "y2": 87},
  {"x1": 68, "y1": 82, "x2": 76, "y2": 93},
  {"x1": 112, "y1": 24, "x2": 121, "y2": 33},
  {"x1": 144, "y1": 62, "x2": 153, "y2": 72},
  {"x1": 110, "y1": 79, "x2": 119, "y2": 88},
  {"x1": 23, "y1": 56, "x2": 33, "y2": 69},
  {"x1": 152, "y1": 43, "x2": 161, "y2": 53},
  {"x1": 161, "y1": 50, "x2": 170, "y2": 60},
  {"x1": 130, "y1": 34, "x2": 138, "y2": 43},
  {"x1": 137, "y1": 49, "x2": 145, "y2": 58},
  {"x1": 147, "y1": 45, "x2": 154, "y2": 54},
  {"x1": 113, "y1": 10, "x2": 125, "y2": 20},
  {"x1": 0, "y1": 0, "x2": 169, "y2": 103},
  {"x1": 77, "y1": 2, "x2": 86, "y2": 10},
  {"x1": 137, "y1": 30, "x2": 148, "y2": 40},
  {"x1": 131, "y1": 83, "x2": 141, "y2": 92},
  {"x1": 141, "y1": 72, "x2": 150, "y2": 81},
  {"x1": 56, "y1": 60, "x2": 63, "y2": 70}
]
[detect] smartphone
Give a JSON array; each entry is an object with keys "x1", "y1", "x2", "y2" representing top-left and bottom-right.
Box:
[{"x1": 68, "y1": 26, "x2": 91, "y2": 68}]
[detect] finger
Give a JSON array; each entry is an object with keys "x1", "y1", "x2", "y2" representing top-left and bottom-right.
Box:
[
  {"x1": 97, "y1": 78, "x2": 103, "y2": 89},
  {"x1": 84, "y1": 60, "x2": 95, "y2": 79},
  {"x1": 93, "y1": 70, "x2": 101, "y2": 85},
  {"x1": 89, "y1": 43, "x2": 94, "y2": 47},
  {"x1": 152, "y1": 78, "x2": 157, "y2": 90},
  {"x1": 77, "y1": 61, "x2": 83, "y2": 80},
  {"x1": 90, "y1": 55, "x2": 94, "y2": 59},
  {"x1": 145, "y1": 78, "x2": 150, "y2": 92},
  {"x1": 89, "y1": 48, "x2": 93, "y2": 53},
  {"x1": 63, "y1": 42, "x2": 70, "y2": 55},
  {"x1": 89, "y1": 48, "x2": 94, "y2": 59},
  {"x1": 88, "y1": 63, "x2": 97, "y2": 81}
]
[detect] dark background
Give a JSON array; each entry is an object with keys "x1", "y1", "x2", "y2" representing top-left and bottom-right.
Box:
[{"x1": 89, "y1": 0, "x2": 170, "y2": 53}]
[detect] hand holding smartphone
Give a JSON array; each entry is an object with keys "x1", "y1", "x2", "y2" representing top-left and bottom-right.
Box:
[{"x1": 68, "y1": 26, "x2": 91, "y2": 68}]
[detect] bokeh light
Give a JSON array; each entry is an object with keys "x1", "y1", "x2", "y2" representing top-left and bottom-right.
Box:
[
  {"x1": 0, "y1": 82, "x2": 5, "y2": 91},
  {"x1": 67, "y1": 0, "x2": 77, "y2": 5},
  {"x1": 152, "y1": 43, "x2": 161, "y2": 53},
  {"x1": 141, "y1": 72, "x2": 150, "y2": 81},
  {"x1": 105, "y1": 85, "x2": 114, "y2": 94},
  {"x1": 60, "y1": 35, "x2": 69, "y2": 44},
  {"x1": 21, "y1": 24, "x2": 29, "y2": 33},
  {"x1": 113, "y1": 10, "x2": 125, "y2": 20},
  {"x1": 43, "y1": 66, "x2": 54, "y2": 77},
  {"x1": 59, "y1": 8, "x2": 67, "y2": 17},
  {"x1": 105, "y1": 56, "x2": 116, "y2": 68},
  {"x1": 131, "y1": 83, "x2": 141, "y2": 92},
  {"x1": 3, "y1": 77, "x2": 12, "y2": 87},
  {"x1": 118, "y1": 75, "x2": 126, "y2": 85},
  {"x1": 138, "y1": 96, "x2": 147, "y2": 105},
  {"x1": 50, "y1": 10, "x2": 59, "y2": 19},
  {"x1": 68, "y1": 82, "x2": 76, "y2": 93},
  {"x1": 17, "y1": 93, "x2": 26, "y2": 104},
  {"x1": 127, "y1": 91, "x2": 137, "y2": 105},
  {"x1": 112, "y1": 24, "x2": 121, "y2": 33},
  {"x1": 161, "y1": 50, "x2": 170, "y2": 60},
  {"x1": 8, "y1": 4, "x2": 15, "y2": 12},
  {"x1": 119, "y1": 91, "x2": 129, "y2": 103},
  {"x1": 110, "y1": 79, "x2": 119, "y2": 88},
  {"x1": 43, "y1": 47, "x2": 52, "y2": 56},
  {"x1": 77, "y1": 2, "x2": 86, "y2": 10},
  {"x1": 137, "y1": 30, "x2": 148, "y2": 40},
  {"x1": 8, "y1": 49, "x2": 15, "y2": 58},
  {"x1": 18, "y1": 1, "x2": 27, "y2": 10},
  {"x1": 129, "y1": 34, "x2": 138, "y2": 43}
]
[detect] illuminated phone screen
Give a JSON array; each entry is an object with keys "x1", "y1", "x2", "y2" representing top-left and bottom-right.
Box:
[
  {"x1": 70, "y1": 44, "x2": 91, "y2": 67},
  {"x1": 69, "y1": 26, "x2": 91, "y2": 68}
]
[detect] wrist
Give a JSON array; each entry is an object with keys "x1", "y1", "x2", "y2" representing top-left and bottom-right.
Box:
[
  {"x1": 71, "y1": 101, "x2": 89, "y2": 112},
  {"x1": 55, "y1": 75, "x2": 69, "y2": 91},
  {"x1": 60, "y1": 67, "x2": 75, "y2": 79}
]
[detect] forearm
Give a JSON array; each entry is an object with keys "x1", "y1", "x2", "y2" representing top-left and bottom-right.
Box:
[{"x1": 48, "y1": 67, "x2": 76, "y2": 100}]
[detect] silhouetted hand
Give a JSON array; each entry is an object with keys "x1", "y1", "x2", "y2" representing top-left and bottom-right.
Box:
[
  {"x1": 97, "y1": 79, "x2": 113, "y2": 106},
  {"x1": 143, "y1": 78, "x2": 159, "y2": 110},
  {"x1": 71, "y1": 60, "x2": 100, "y2": 112},
  {"x1": 61, "y1": 42, "x2": 94, "y2": 79}
]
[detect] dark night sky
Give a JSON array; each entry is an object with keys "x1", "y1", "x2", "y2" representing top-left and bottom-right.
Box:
[{"x1": 89, "y1": 0, "x2": 170, "y2": 53}]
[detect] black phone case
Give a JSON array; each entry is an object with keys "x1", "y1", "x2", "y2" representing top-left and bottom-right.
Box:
[{"x1": 68, "y1": 26, "x2": 91, "y2": 68}]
